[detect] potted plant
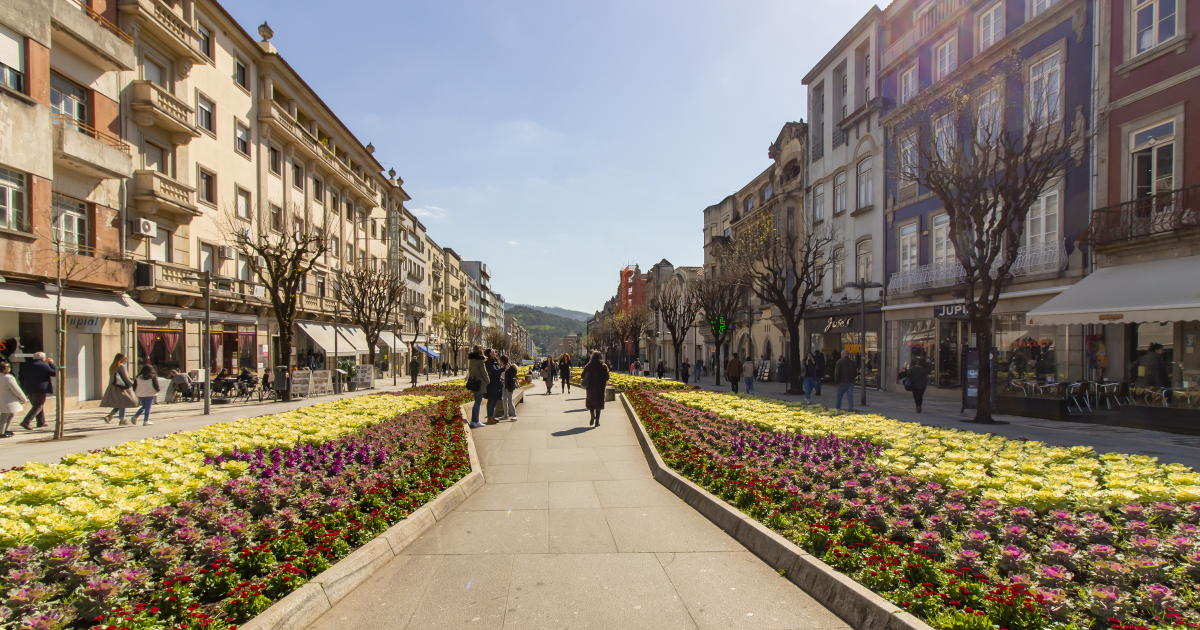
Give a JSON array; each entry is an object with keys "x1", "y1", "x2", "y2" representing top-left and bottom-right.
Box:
[{"x1": 339, "y1": 360, "x2": 358, "y2": 392}]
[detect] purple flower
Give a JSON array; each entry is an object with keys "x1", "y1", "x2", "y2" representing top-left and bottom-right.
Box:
[
  {"x1": 115, "y1": 567, "x2": 149, "y2": 587},
  {"x1": 926, "y1": 514, "x2": 951, "y2": 533},
  {"x1": 94, "y1": 548, "x2": 127, "y2": 568},
  {"x1": 1045, "y1": 540, "x2": 1077, "y2": 565},
  {"x1": 889, "y1": 518, "x2": 915, "y2": 539},
  {"x1": 86, "y1": 529, "x2": 120, "y2": 551},
  {"x1": 1087, "y1": 519, "x2": 1116, "y2": 542},
  {"x1": 961, "y1": 529, "x2": 991, "y2": 550},
  {"x1": 897, "y1": 504, "x2": 920, "y2": 519},
  {"x1": 998, "y1": 545, "x2": 1028, "y2": 573},
  {"x1": 1128, "y1": 535, "x2": 1159, "y2": 555},
  {"x1": 13, "y1": 610, "x2": 65, "y2": 630},
  {"x1": 955, "y1": 549, "x2": 984, "y2": 572},
  {"x1": 80, "y1": 576, "x2": 122, "y2": 601},
  {"x1": 1087, "y1": 544, "x2": 1118, "y2": 561},
  {"x1": 1034, "y1": 587, "x2": 1069, "y2": 619},
  {"x1": 1048, "y1": 509, "x2": 1074, "y2": 522},
  {"x1": 5, "y1": 583, "x2": 50, "y2": 607},
  {"x1": 1037, "y1": 564, "x2": 1074, "y2": 587},
  {"x1": 1124, "y1": 520, "x2": 1152, "y2": 537},
  {"x1": 4, "y1": 568, "x2": 37, "y2": 585},
  {"x1": 823, "y1": 492, "x2": 843, "y2": 511},
  {"x1": 1053, "y1": 522, "x2": 1084, "y2": 543},
  {"x1": 913, "y1": 492, "x2": 937, "y2": 512},
  {"x1": 216, "y1": 513, "x2": 250, "y2": 540},
  {"x1": 0, "y1": 546, "x2": 37, "y2": 569},
  {"x1": 171, "y1": 526, "x2": 202, "y2": 546},
  {"x1": 1137, "y1": 583, "x2": 1177, "y2": 614},
  {"x1": 148, "y1": 544, "x2": 182, "y2": 569},
  {"x1": 42, "y1": 546, "x2": 81, "y2": 569},
  {"x1": 1090, "y1": 560, "x2": 1132, "y2": 584},
  {"x1": 116, "y1": 512, "x2": 147, "y2": 533},
  {"x1": 945, "y1": 503, "x2": 967, "y2": 523},
  {"x1": 1128, "y1": 556, "x2": 1166, "y2": 581},
  {"x1": 999, "y1": 524, "x2": 1029, "y2": 545}
]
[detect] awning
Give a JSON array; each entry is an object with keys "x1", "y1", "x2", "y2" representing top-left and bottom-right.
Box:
[
  {"x1": 0, "y1": 285, "x2": 155, "y2": 320},
  {"x1": 297, "y1": 321, "x2": 366, "y2": 357},
  {"x1": 1025, "y1": 256, "x2": 1200, "y2": 326},
  {"x1": 377, "y1": 332, "x2": 402, "y2": 352},
  {"x1": 415, "y1": 345, "x2": 440, "y2": 360},
  {"x1": 338, "y1": 326, "x2": 369, "y2": 354}
]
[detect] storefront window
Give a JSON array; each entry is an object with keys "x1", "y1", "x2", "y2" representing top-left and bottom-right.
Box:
[
  {"x1": 136, "y1": 319, "x2": 185, "y2": 377},
  {"x1": 898, "y1": 319, "x2": 935, "y2": 375},
  {"x1": 841, "y1": 331, "x2": 879, "y2": 387},
  {"x1": 993, "y1": 313, "x2": 1065, "y2": 383},
  {"x1": 1134, "y1": 322, "x2": 1174, "y2": 379}
]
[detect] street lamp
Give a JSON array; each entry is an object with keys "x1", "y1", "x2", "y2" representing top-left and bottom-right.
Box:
[
  {"x1": 844, "y1": 280, "x2": 883, "y2": 407},
  {"x1": 181, "y1": 271, "x2": 213, "y2": 415}
]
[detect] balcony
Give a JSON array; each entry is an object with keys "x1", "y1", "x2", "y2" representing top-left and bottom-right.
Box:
[
  {"x1": 52, "y1": 0, "x2": 135, "y2": 72},
  {"x1": 881, "y1": 0, "x2": 964, "y2": 71},
  {"x1": 130, "y1": 81, "x2": 200, "y2": 143},
  {"x1": 888, "y1": 240, "x2": 1068, "y2": 295},
  {"x1": 52, "y1": 115, "x2": 133, "y2": 180},
  {"x1": 257, "y1": 99, "x2": 375, "y2": 200},
  {"x1": 131, "y1": 170, "x2": 201, "y2": 223},
  {"x1": 118, "y1": 0, "x2": 205, "y2": 69},
  {"x1": 1082, "y1": 186, "x2": 1200, "y2": 248},
  {"x1": 137, "y1": 261, "x2": 201, "y2": 306}
]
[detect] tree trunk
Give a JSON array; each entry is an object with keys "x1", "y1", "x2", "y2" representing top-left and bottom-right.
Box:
[
  {"x1": 786, "y1": 318, "x2": 803, "y2": 395},
  {"x1": 714, "y1": 342, "x2": 722, "y2": 386},
  {"x1": 972, "y1": 314, "x2": 996, "y2": 424},
  {"x1": 672, "y1": 340, "x2": 683, "y2": 382},
  {"x1": 278, "y1": 326, "x2": 294, "y2": 402}
]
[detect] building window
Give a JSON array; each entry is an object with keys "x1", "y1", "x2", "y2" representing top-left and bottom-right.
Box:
[
  {"x1": 292, "y1": 163, "x2": 304, "y2": 190},
  {"x1": 935, "y1": 36, "x2": 957, "y2": 81},
  {"x1": 813, "y1": 184, "x2": 825, "y2": 222},
  {"x1": 1130, "y1": 120, "x2": 1175, "y2": 201},
  {"x1": 317, "y1": 275, "x2": 326, "y2": 298},
  {"x1": 977, "y1": 86, "x2": 1003, "y2": 145},
  {"x1": 197, "y1": 22, "x2": 213, "y2": 59},
  {"x1": 235, "y1": 122, "x2": 250, "y2": 155},
  {"x1": 269, "y1": 146, "x2": 281, "y2": 174},
  {"x1": 234, "y1": 58, "x2": 247, "y2": 88},
  {"x1": 833, "y1": 173, "x2": 847, "y2": 214},
  {"x1": 899, "y1": 65, "x2": 917, "y2": 104},
  {"x1": 198, "y1": 169, "x2": 216, "y2": 205},
  {"x1": 899, "y1": 134, "x2": 918, "y2": 182},
  {"x1": 236, "y1": 188, "x2": 251, "y2": 219},
  {"x1": 52, "y1": 194, "x2": 88, "y2": 253},
  {"x1": 150, "y1": 226, "x2": 171, "y2": 262},
  {"x1": 270, "y1": 204, "x2": 282, "y2": 231},
  {"x1": 313, "y1": 177, "x2": 324, "y2": 203},
  {"x1": 900, "y1": 223, "x2": 919, "y2": 272},
  {"x1": 934, "y1": 114, "x2": 955, "y2": 163},
  {"x1": 346, "y1": 242, "x2": 354, "y2": 260},
  {"x1": 1034, "y1": 0, "x2": 1061, "y2": 17},
  {"x1": 199, "y1": 243, "x2": 215, "y2": 274},
  {"x1": 331, "y1": 235, "x2": 340, "y2": 258},
  {"x1": 1134, "y1": 0, "x2": 1177, "y2": 55},
  {"x1": 143, "y1": 140, "x2": 168, "y2": 174},
  {"x1": 197, "y1": 95, "x2": 214, "y2": 134},
  {"x1": 1030, "y1": 52, "x2": 1061, "y2": 126},
  {"x1": 1025, "y1": 190, "x2": 1059, "y2": 249},
  {"x1": 856, "y1": 240, "x2": 872, "y2": 283},
  {"x1": 0, "y1": 23, "x2": 25, "y2": 92},
  {"x1": 979, "y1": 3, "x2": 1004, "y2": 51},
  {"x1": 745, "y1": 196, "x2": 754, "y2": 214},
  {"x1": 856, "y1": 159, "x2": 873, "y2": 209},
  {"x1": 932, "y1": 214, "x2": 955, "y2": 264},
  {"x1": 50, "y1": 73, "x2": 87, "y2": 126},
  {"x1": 237, "y1": 253, "x2": 250, "y2": 281},
  {"x1": 832, "y1": 248, "x2": 846, "y2": 289},
  {"x1": 763, "y1": 182, "x2": 773, "y2": 200}
]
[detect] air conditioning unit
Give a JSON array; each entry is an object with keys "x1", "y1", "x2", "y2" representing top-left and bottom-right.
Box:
[
  {"x1": 218, "y1": 246, "x2": 237, "y2": 260},
  {"x1": 133, "y1": 218, "x2": 156, "y2": 238},
  {"x1": 253, "y1": 255, "x2": 267, "y2": 269}
]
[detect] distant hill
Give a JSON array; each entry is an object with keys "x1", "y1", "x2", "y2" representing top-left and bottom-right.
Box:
[
  {"x1": 507, "y1": 305, "x2": 586, "y2": 355},
  {"x1": 507, "y1": 304, "x2": 591, "y2": 322}
]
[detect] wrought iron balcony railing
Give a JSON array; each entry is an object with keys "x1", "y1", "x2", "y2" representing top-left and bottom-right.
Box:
[
  {"x1": 888, "y1": 240, "x2": 1067, "y2": 295},
  {"x1": 1082, "y1": 185, "x2": 1200, "y2": 248}
]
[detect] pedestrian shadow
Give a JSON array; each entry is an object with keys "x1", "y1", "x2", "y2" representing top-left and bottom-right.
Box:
[
  {"x1": 551, "y1": 426, "x2": 595, "y2": 436},
  {"x1": 563, "y1": 408, "x2": 586, "y2": 413}
]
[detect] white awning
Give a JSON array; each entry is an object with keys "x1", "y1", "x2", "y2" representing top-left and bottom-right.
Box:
[
  {"x1": 0, "y1": 284, "x2": 57, "y2": 314},
  {"x1": 297, "y1": 321, "x2": 365, "y2": 357},
  {"x1": 377, "y1": 332, "x2": 402, "y2": 351},
  {"x1": 1025, "y1": 256, "x2": 1200, "y2": 326},
  {"x1": 0, "y1": 285, "x2": 154, "y2": 320},
  {"x1": 338, "y1": 326, "x2": 369, "y2": 354}
]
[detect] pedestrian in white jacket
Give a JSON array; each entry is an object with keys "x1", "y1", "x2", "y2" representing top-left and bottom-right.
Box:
[
  {"x1": 0, "y1": 360, "x2": 27, "y2": 437},
  {"x1": 128, "y1": 364, "x2": 160, "y2": 426}
]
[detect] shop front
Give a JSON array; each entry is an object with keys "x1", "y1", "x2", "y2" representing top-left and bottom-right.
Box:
[
  {"x1": 140, "y1": 308, "x2": 265, "y2": 378},
  {"x1": 295, "y1": 321, "x2": 369, "y2": 370},
  {"x1": 804, "y1": 310, "x2": 881, "y2": 388}
]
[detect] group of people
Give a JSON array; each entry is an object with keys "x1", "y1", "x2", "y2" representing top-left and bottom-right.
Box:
[
  {"x1": 465, "y1": 345, "x2": 520, "y2": 427},
  {"x1": 0, "y1": 352, "x2": 57, "y2": 437},
  {"x1": 538, "y1": 355, "x2": 573, "y2": 396},
  {"x1": 722, "y1": 353, "x2": 762, "y2": 395}
]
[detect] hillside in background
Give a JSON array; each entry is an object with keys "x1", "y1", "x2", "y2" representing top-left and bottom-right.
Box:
[
  {"x1": 507, "y1": 305, "x2": 586, "y2": 354},
  {"x1": 507, "y1": 303, "x2": 591, "y2": 322}
]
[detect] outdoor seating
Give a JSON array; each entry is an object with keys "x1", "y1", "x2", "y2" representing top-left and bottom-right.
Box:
[
  {"x1": 1065, "y1": 381, "x2": 1091, "y2": 413},
  {"x1": 1096, "y1": 381, "x2": 1126, "y2": 409}
]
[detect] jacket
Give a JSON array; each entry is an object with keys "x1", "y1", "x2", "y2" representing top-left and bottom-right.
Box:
[
  {"x1": 725, "y1": 357, "x2": 742, "y2": 379},
  {"x1": 803, "y1": 356, "x2": 818, "y2": 379},
  {"x1": 834, "y1": 357, "x2": 858, "y2": 385},
  {"x1": 466, "y1": 352, "x2": 490, "y2": 394},
  {"x1": 582, "y1": 361, "x2": 610, "y2": 410},
  {"x1": 504, "y1": 365, "x2": 518, "y2": 391},
  {"x1": 20, "y1": 359, "x2": 56, "y2": 395},
  {"x1": 742, "y1": 359, "x2": 754, "y2": 378},
  {"x1": 680, "y1": 362, "x2": 690, "y2": 379},
  {"x1": 814, "y1": 352, "x2": 826, "y2": 378},
  {"x1": 906, "y1": 363, "x2": 932, "y2": 390},
  {"x1": 558, "y1": 361, "x2": 571, "y2": 380},
  {"x1": 0, "y1": 373, "x2": 27, "y2": 413},
  {"x1": 134, "y1": 376, "x2": 160, "y2": 398},
  {"x1": 1136, "y1": 351, "x2": 1169, "y2": 388},
  {"x1": 100, "y1": 365, "x2": 138, "y2": 408},
  {"x1": 485, "y1": 358, "x2": 504, "y2": 400}
]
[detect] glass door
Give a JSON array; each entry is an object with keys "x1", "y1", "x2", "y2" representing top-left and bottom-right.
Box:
[{"x1": 938, "y1": 320, "x2": 962, "y2": 388}]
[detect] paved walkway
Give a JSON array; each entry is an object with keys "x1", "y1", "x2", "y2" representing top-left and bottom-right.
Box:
[
  {"x1": 305, "y1": 387, "x2": 848, "y2": 630},
  {"x1": 0, "y1": 374, "x2": 462, "y2": 469}
]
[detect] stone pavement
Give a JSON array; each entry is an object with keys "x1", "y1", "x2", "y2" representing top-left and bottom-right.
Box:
[
  {"x1": 304, "y1": 385, "x2": 849, "y2": 630},
  {"x1": 0, "y1": 374, "x2": 462, "y2": 470},
  {"x1": 687, "y1": 376, "x2": 1200, "y2": 470}
]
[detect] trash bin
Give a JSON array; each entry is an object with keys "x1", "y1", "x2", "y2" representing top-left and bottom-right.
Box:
[{"x1": 274, "y1": 366, "x2": 290, "y2": 394}]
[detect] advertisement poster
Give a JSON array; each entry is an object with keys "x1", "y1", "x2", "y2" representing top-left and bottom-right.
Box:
[
  {"x1": 310, "y1": 370, "x2": 332, "y2": 396},
  {"x1": 354, "y1": 365, "x2": 374, "y2": 390},
  {"x1": 290, "y1": 368, "x2": 311, "y2": 397},
  {"x1": 961, "y1": 348, "x2": 997, "y2": 413}
]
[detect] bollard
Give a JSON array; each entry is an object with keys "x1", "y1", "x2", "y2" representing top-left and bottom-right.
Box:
[{"x1": 604, "y1": 386, "x2": 616, "y2": 402}]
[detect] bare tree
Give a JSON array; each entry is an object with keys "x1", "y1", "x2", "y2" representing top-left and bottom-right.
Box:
[
  {"x1": 485, "y1": 327, "x2": 511, "y2": 357},
  {"x1": 397, "y1": 289, "x2": 428, "y2": 375},
  {"x1": 581, "y1": 333, "x2": 602, "y2": 354},
  {"x1": 890, "y1": 53, "x2": 1097, "y2": 423},
  {"x1": 613, "y1": 306, "x2": 651, "y2": 369},
  {"x1": 693, "y1": 271, "x2": 743, "y2": 387},
  {"x1": 717, "y1": 216, "x2": 838, "y2": 395},
  {"x1": 650, "y1": 282, "x2": 701, "y2": 381},
  {"x1": 433, "y1": 308, "x2": 470, "y2": 373},
  {"x1": 335, "y1": 263, "x2": 404, "y2": 367}
]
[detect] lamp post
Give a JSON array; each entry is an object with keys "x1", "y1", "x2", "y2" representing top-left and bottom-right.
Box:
[
  {"x1": 844, "y1": 279, "x2": 883, "y2": 407},
  {"x1": 333, "y1": 281, "x2": 340, "y2": 394},
  {"x1": 182, "y1": 271, "x2": 213, "y2": 415}
]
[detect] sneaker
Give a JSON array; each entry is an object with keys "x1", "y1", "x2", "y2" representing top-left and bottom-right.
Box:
[
  {"x1": 143, "y1": 421, "x2": 154, "y2": 426},
  {"x1": 469, "y1": 422, "x2": 484, "y2": 428}
]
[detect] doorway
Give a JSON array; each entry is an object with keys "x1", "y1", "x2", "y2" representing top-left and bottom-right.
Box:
[{"x1": 938, "y1": 320, "x2": 964, "y2": 388}]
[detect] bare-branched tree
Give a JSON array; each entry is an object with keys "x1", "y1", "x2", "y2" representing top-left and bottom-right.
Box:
[
  {"x1": 890, "y1": 52, "x2": 1099, "y2": 423},
  {"x1": 693, "y1": 271, "x2": 743, "y2": 387},
  {"x1": 650, "y1": 282, "x2": 701, "y2": 381},
  {"x1": 485, "y1": 327, "x2": 512, "y2": 357},
  {"x1": 612, "y1": 306, "x2": 651, "y2": 369},
  {"x1": 397, "y1": 288, "x2": 428, "y2": 374},
  {"x1": 335, "y1": 263, "x2": 404, "y2": 367},
  {"x1": 221, "y1": 202, "x2": 331, "y2": 401},
  {"x1": 716, "y1": 215, "x2": 838, "y2": 394},
  {"x1": 433, "y1": 308, "x2": 470, "y2": 373}
]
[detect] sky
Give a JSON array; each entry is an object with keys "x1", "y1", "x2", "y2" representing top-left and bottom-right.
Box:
[{"x1": 225, "y1": 0, "x2": 879, "y2": 314}]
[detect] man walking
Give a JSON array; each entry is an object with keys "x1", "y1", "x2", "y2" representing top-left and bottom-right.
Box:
[
  {"x1": 814, "y1": 350, "x2": 826, "y2": 396},
  {"x1": 834, "y1": 349, "x2": 858, "y2": 412},
  {"x1": 408, "y1": 355, "x2": 421, "y2": 386},
  {"x1": 725, "y1": 352, "x2": 742, "y2": 394},
  {"x1": 680, "y1": 358, "x2": 691, "y2": 384},
  {"x1": 19, "y1": 352, "x2": 57, "y2": 430}
]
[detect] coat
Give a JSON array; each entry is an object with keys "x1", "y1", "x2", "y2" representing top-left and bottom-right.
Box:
[
  {"x1": 814, "y1": 352, "x2": 827, "y2": 378},
  {"x1": 466, "y1": 352, "x2": 490, "y2": 395},
  {"x1": 582, "y1": 361, "x2": 610, "y2": 410},
  {"x1": 558, "y1": 361, "x2": 571, "y2": 381},
  {"x1": 834, "y1": 357, "x2": 858, "y2": 385},
  {"x1": 485, "y1": 358, "x2": 504, "y2": 400},
  {"x1": 504, "y1": 365, "x2": 518, "y2": 391},
  {"x1": 19, "y1": 359, "x2": 56, "y2": 395},
  {"x1": 100, "y1": 365, "x2": 139, "y2": 408},
  {"x1": 907, "y1": 363, "x2": 932, "y2": 390},
  {"x1": 743, "y1": 360, "x2": 754, "y2": 379},
  {"x1": 1136, "y1": 351, "x2": 1169, "y2": 388},
  {"x1": 725, "y1": 357, "x2": 742, "y2": 379},
  {"x1": 0, "y1": 373, "x2": 27, "y2": 413}
]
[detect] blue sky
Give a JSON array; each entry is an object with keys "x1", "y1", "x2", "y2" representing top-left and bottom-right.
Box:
[{"x1": 227, "y1": 0, "x2": 879, "y2": 313}]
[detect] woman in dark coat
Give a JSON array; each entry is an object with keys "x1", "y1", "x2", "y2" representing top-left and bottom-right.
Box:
[
  {"x1": 906, "y1": 357, "x2": 932, "y2": 413},
  {"x1": 484, "y1": 348, "x2": 504, "y2": 424},
  {"x1": 558, "y1": 354, "x2": 572, "y2": 394},
  {"x1": 101, "y1": 353, "x2": 138, "y2": 425},
  {"x1": 581, "y1": 351, "x2": 610, "y2": 427}
]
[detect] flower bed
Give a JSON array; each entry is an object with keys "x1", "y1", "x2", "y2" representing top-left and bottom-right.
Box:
[
  {"x1": 0, "y1": 391, "x2": 472, "y2": 630},
  {"x1": 568, "y1": 368, "x2": 696, "y2": 392},
  {"x1": 631, "y1": 390, "x2": 1200, "y2": 630}
]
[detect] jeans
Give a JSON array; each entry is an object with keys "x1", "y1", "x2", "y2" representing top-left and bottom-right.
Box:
[
  {"x1": 744, "y1": 377, "x2": 754, "y2": 394},
  {"x1": 498, "y1": 389, "x2": 516, "y2": 418},
  {"x1": 130, "y1": 396, "x2": 154, "y2": 424},
  {"x1": 912, "y1": 388, "x2": 926, "y2": 408},
  {"x1": 730, "y1": 378, "x2": 739, "y2": 394},
  {"x1": 803, "y1": 377, "x2": 818, "y2": 400},
  {"x1": 471, "y1": 392, "x2": 485, "y2": 424},
  {"x1": 815, "y1": 377, "x2": 822, "y2": 395},
  {"x1": 22, "y1": 392, "x2": 47, "y2": 427},
  {"x1": 836, "y1": 383, "x2": 855, "y2": 411},
  {"x1": 486, "y1": 397, "x2": 499, "y2": 419},
  {"x1": 109, "y1": 407, "x2": 126, "y2": 421}
]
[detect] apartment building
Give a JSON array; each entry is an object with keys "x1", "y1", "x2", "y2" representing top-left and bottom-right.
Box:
[
  {"x1": 803, "y1": 8, "x2": 886, "y2": 389},
  {"x1": 644, "y1": 259, "x2": 704, "y2": 374},
  {"x1": 0, "y1": 0, "x2": 152, "y2": 410},
  {"x1": 878, "y1": 0, "x2": 1093, "y2": 396}
]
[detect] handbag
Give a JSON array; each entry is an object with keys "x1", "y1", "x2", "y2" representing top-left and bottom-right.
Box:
[
  {"x1": 114, "y1": 372, "x2": 132, "y2": 390},
  {"x1": 581, "y1": 370, "x2": 592, "y2": 388},
  {"x1": 902, "y1": 377, "x2": 912, "y2": 391},
  {"x1": 465, "y1": 377, "x2": 480, "y2": 392}
]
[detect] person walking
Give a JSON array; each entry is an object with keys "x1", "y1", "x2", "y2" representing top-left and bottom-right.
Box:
[
  {"x1": 484, "y1": 349, "x2": 504, "y2": 424},
  {"x1": 743, "y1": 356, "x2": 755, "y2": 394},
  {"x1": 581, "y1": 351, "x2": 610, "y2": 426},
  {"x1": 680, "y1": 358, "x2": 691, "y2": 385},
  {"x1": 498, "y1": 355, "x2": 518, "y2": 421},
  {"x1": 408, "y1": 355, "x2": 421, "y2": 386},
  {"x1": 466, "y1": 345, "x2": 489, "y2": 428},
  {"x1": 725, "y1": 352, "x2": 743, "y2": 394},
  {"x1": 0, "y1": 360, "x2": 27, "y2": 437},
  {"x1": 541, "y1": 356, "x2": 556, "y2": 395},
  {"x1": 100, "y1": 353, "x2": 139, "y2": 424},
  {"x1": 128, "y1": 364, "x2": 160, "y2": 426},
  {"x1": 656, "y1": 361, "x2": 665, "y2": 379},
  {"x1": 905, "y1": 357, "x2": 932, "y2": 412},
  {"x1": 834, "y1": 349, "x2": 858, "y2": 412},
  {"x1": 813, "y1": 350, "x2": 826, "y2": 396},
  {"x1": 777, "y1": 356, "x2": 787, "y2": 384},
  {"x1": 18, "y1": 352, "x2": 57, "y2": 430},
  {"x1": 558, "y1": 354, "x2": 572, "y2": 393},
  {"x1": 1137, "y1": 342, "x2": 1172, "y2": 403},
  {"x1": 803, "y1": 352, "x2": 820, "y2": 404}
]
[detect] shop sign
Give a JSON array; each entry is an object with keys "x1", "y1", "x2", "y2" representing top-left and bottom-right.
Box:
[
  {"x1": 66, "y1": 316, "x2": 104, "y2": 334},
  {"x1": 1097, "y1": 314, "x2": 1125, "y2": 321},
  {"x1": 311, "y1": 370, "x2": 332, "y2": 396},
  {"x1": 291, "y1": 369, "x2": 311, "y2": 397},
  {"x1": 934, "y1": 304, "x2": 968, "y2": 318},
  {"x1": 824, "y1": 317, "x2": 853, "y2": 332},
  {"x1": 844, "y1": 343, "x2": 863, "y2": 354},
  {"x1": 354, "y1": 365, "x2": 374, "y2": 390}
]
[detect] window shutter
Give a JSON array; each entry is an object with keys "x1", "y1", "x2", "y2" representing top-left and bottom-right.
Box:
[{"x1": 0, "y1": 23, "x2": 24, "y2": 73}]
